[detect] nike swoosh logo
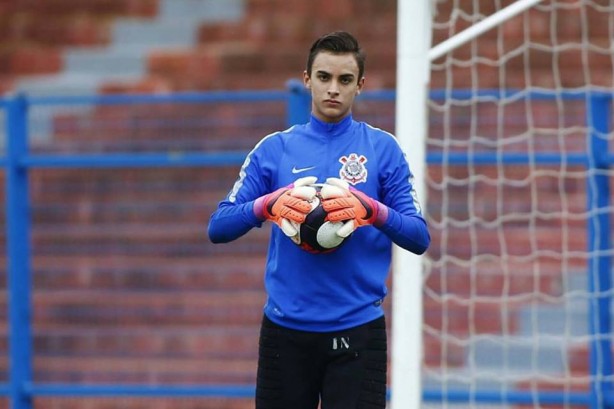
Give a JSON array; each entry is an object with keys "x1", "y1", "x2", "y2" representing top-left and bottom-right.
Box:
[{"x1": 292, "y1": 166, "x2": 316, "y2": 174}]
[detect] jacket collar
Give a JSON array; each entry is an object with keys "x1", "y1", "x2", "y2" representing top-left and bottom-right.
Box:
[{"x1": 308, "y1": 114, "x2": 353, "y2": 136}]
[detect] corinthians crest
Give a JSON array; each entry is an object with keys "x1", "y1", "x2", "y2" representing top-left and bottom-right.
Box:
[{"x1": 338, "y1": 153, "x2": 368, "y2": 185}]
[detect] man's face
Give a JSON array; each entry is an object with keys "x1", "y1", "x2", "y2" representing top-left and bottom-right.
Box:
[{"x1": 303, "y1": 51, "x2": 364, "y2": 123}]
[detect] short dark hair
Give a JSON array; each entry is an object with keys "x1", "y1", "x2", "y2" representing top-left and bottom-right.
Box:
[{"x1": 306, "y1": 31, "x2": 366, "y2": 81}]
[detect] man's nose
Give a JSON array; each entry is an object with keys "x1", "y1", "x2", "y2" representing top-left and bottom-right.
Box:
[{"x1": 327, "y1": 79, "x2": 340, "y2": 95}]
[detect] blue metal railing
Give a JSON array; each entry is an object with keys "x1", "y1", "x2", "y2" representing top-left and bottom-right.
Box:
[
  {"x1": 6, "y1": 94, "x2": 34, "y2": 409},
  {"x1": 0, "y1": 85, "x2": 612, "y2": 408}
]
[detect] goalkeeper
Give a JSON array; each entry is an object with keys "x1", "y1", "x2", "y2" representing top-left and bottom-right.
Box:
[{"x1": 208, "y1": 31, "x2": 430, "y2": 409}]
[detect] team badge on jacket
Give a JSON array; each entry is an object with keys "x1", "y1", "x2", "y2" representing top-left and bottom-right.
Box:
[{"x1": 338, "y1": 153, "x2": 368, "y2": 185}]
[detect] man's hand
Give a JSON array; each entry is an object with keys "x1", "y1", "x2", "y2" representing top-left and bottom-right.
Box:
[
  {"x1": 255, "y1": 176, "x2": 317, "y2": 237},
  {"x1": 320, "y1": 177, "x2": 382, "y2": 237}
]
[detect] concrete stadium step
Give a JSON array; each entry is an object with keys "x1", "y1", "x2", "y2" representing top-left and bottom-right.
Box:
[
  {"x1": 30, "y1": 167, "x2": 239, "y2": 190},
  {"x1": 158, "y1": 0, "x2": 243, "y2": 21},
  {"x1": 425, "y1": 267, "x2": 565, "y2": 298},
  {"x1": 28, "y1": 168, "x2": 240, "y2": 212},
  {"x1": 516, "y1": 273, "x2": 590, "y2": 338},
  {"x1": 467, "y1": 335, "x2": 577, "y2": 374},
  {"x1": 31, "y1": 397, "x2": 254, "y2": 409},
  {"x1": 427, "y1": 224, "x2": 587, "y2": 261},
  {"x1": 31, "y1": 195, "x2": 225, "y2": 222},
  {"x1": 31, "y1": 255, "x2": 266, "y2": 291},
  {"x1": 11, "y1": 0, "x2": 158, "y2": 18},
  {"x1": 0, "y1": 254, "x2": 269, "y2": 291},
  {"x1": 14, "y1": 73, "x2": 132, "y2": 97},
  {"x1": 0, "y1": 46, "x2": 63, "y2": 77},
  {"x1": 64, "y1": 9, "x2": 245, "y2": 78},
  {"x1": 1, "y1": 0, "x2": 155, "y2": 92},
  {"x1": 32, "y1": 222, "x2": 209, "y2": 238},
  {"x1": 11, "y1": 0, "x2": 246, "y2": 96},
  {"x1": 31, "y1": 225, "x2": 269, "y2": 258},
  {"x1": 517, "y1": 302, "x2": 589, "y2": 339},
  {"x1": 44, "y1": 102, "x2": 285, "y2": 151},
  {"x1": 34, "y1": 289, "x2": 266, "y2": 327},
  {"x1": 64, "y1": 47, "x2": 148, "y2": 77},
  {"x1": 0, "y1": 0, "x2": 156, "y2": 49},
  {"x1": 110, "y1": 0, "x2": 244, "y2": 48},
  {"x1": 566, "y1": 343, "x2": 614, "y2": 375},
  {"x1": 35, "y1": 324, "x2": 261, "y2": 361},
  {"x1": 32, "y1": 201, "x2": 219, "y2": 225},
  {"x1": 34, "y1": 354, "x2": 257, "y2": 384},
  {"x1": 422, "y1": 366, "x2": 590, "y2": 396},
  {"x1": 423, "y1": 297, "x2": 523, "y2": 336}
]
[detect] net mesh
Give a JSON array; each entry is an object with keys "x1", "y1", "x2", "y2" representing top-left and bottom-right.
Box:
[{"x1": 423, "y1": 0, "x2": 614, "y2": 406}]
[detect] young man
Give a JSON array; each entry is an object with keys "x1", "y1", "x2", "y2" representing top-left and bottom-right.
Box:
[{"x1": 208, "y1": 31, "x2": 430, "y2": 409}]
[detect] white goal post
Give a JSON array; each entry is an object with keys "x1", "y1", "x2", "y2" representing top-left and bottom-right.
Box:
[
  {"x1": 392, "y1": 1, "x2": 547, "y2": 408},
  {"x1": 391, "y1": 1, "x2": 432, "y2": 408}
]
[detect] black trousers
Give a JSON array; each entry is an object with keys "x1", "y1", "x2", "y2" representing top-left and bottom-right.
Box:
[{"x1": 256, "y1": 315, "x2": 388, "y2": 409}]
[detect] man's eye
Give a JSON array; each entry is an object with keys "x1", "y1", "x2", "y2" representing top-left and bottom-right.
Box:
[
  {"x1": 318, "y1": 74, "x2": 329, "y2": 81},
  {"x1": 341, "y1": 77, "x2": 352, "y2": 84}
]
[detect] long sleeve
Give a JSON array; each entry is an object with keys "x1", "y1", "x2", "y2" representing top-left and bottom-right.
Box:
[
  {"x1": 207, "y1": 200, "x2": 263, "y2": 243},
  {"x1": 378, "y1": 207, "x2": 430, "y2": 254},
  {"x1": 371, "y1": 129, "x2": 431, "y2": 254}
]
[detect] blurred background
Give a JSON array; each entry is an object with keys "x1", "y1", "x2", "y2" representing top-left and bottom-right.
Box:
[{"x1": 0, "y1": 0, "x2": 613, "y2": 408}]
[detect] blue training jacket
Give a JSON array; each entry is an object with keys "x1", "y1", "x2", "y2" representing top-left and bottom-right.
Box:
[{"x1": 208, "y1": 114, "x2": 430, "y2": 332}]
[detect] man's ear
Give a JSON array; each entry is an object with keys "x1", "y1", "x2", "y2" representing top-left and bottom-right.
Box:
[
  {"x1": 356, "y1": 77, "x2": 365, "y2": 95},
  {"x1": 303, "y1": 70, "x2": 311, "y2": 89}
]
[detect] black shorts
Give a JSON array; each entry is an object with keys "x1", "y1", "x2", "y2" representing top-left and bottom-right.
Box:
[{"x1": 256, "y1": 315, "x2": 388, "y2": 409}]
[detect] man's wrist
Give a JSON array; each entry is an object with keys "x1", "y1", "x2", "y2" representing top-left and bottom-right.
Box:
[
  {"x1": 253, "y1": 196, "x2": 266, "y2": 220},
  {"x1": 373, "y1": 201, "x2": 389, "y2": 227}
]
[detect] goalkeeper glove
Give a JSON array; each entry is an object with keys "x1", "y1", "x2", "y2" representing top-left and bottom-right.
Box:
[
  {"x1": 320, "y1": 177, "x2": 385, "y2": 237},
  {"x1": 254, "y1": 176, "x2": 317, "y2": 237}
]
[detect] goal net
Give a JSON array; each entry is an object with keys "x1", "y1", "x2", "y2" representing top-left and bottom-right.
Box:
[{"x1": 420, "y1": 0, "x2": 614, "y2": 407}]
